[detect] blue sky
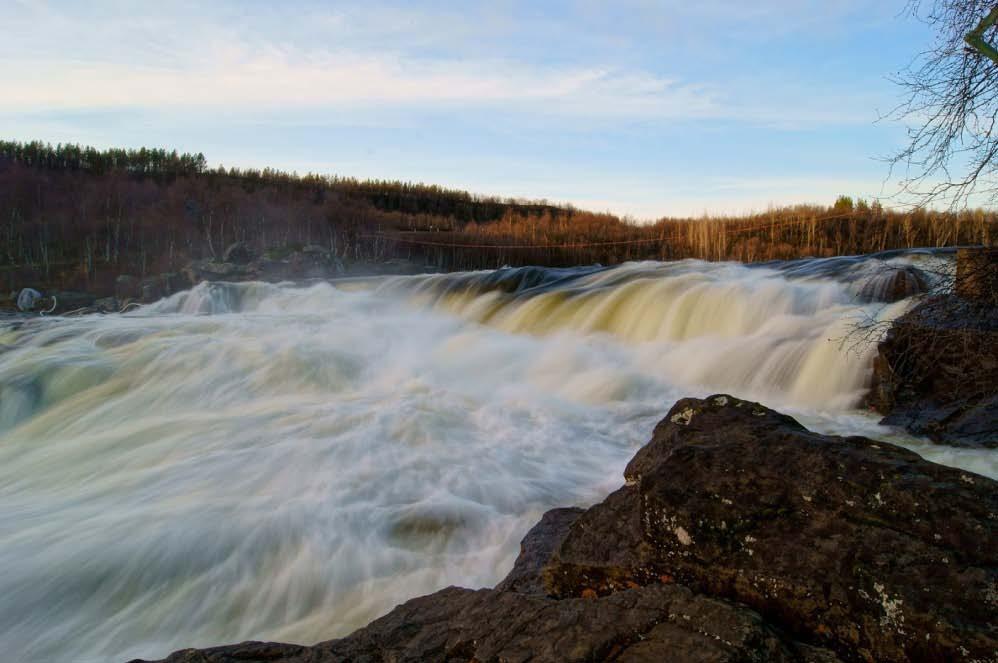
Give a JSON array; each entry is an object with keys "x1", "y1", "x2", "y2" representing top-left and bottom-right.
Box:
[{"x1": 1, "y1": 1, "x2": 933, "y2": 218}]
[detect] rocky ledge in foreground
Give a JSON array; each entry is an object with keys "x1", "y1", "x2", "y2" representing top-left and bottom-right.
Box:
[{"x1": 135, "y1": 396, "x2": 997, "y2": 663}]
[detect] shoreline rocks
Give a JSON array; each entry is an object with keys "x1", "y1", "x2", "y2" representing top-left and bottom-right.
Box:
[
  {"x1": 0, "y1": 250, "x2": 434, "y2": 316},
  {"x1": 133, "y1": 396, "x2": 997, "y2": 663},
  {"x1": 870, "y1": 295, "x2": 998, "y2": 448}
]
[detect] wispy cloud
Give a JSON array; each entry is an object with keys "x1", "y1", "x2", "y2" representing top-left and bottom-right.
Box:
[
  {"x1": 0, "y1": 0, "x2": 889, "y2": 128},
  {"x1": 2, "y1": 50, "x2": 719, "y2": 121}
]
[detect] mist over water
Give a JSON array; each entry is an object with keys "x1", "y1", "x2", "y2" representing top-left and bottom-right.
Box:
[{"x1": 1, "y1": 251, "x2": 992, "y2": 663}]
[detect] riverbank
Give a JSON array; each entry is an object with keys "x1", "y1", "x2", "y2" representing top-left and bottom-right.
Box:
[
  {"x1": 135, "y1": 395, "x2": 997, "y2": 663},
  {"x1": 1, "y1": 244, "x2": 437, "y2": 314}
]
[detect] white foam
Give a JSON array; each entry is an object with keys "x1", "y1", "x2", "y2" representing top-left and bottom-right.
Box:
[{"x1": 0, "y1": 256, "x2": 990, "y2": 663}]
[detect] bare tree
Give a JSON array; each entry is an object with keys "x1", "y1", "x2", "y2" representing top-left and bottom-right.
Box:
[{"x1": 888, "y1": 1, "x2": 998, "y2": 208}]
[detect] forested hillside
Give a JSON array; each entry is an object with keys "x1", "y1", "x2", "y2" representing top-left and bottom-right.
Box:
[{"x1": 2, "y1": 140, "x2": 995, "y2": 294}]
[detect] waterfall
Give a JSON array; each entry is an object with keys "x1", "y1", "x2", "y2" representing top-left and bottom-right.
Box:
[{"x1": 0, "y1": 249, "x2": 987, "y2": 663}]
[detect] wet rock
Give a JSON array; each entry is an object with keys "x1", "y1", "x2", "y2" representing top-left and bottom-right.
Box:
[
  {"x1": 855, "y1": 265, "x2": 928, "y2": 303},
  {"x1": 130, "y1": 396, "x2": 996, "y2": 663},
  {"x1": 289, "y1": 246, "x2": 344, "y2": 279},
  {"x1": 94, "y1": 297, "x2": 119, "y2": 313},
  {"x1": 301, "y1": 245, "x2": 331, "y2": 258},
  {"x1": 115, "y1": 275, "x2": 141, "y2": 300},
  {"x1": 139, "y1": 277, "x2": 163, "y2": 303},
  {"x1": 183, "y1": 260, "x2": 253, "y2": 284},
  {"x1": 253, "y1": 258, "x2": 292, "y2": 281},
  {"x1": 160, "y1": 272, "x2": 190, "y2": 294},
  {"x1": 325, "y1": 584, "x2": 842, "y2": 663},
  {"x1": 870, "y1": 295, "x2": 998, "y2": 448},
  {"x1": 253, "y1": 258, "x2": 292, "y2": 282},
  {"x1": 494, "y1": 507, "x2": 584, "y2": 596},
  {"x1": 138, "y1": 586, "x2": 839, "y2": 663},
  {"x1": 0, "y1": 291, "x2": 15, "y2": 312},
  {"x1": 223, "y1": 241, "x2": 255, "y2": 265},
  {"x1": 342, "y1": 258, "x2": 434, "y2": 277},
  {"x1": 16, "y1": 287, "x2": 42, "y2": 311},
  {"x1": 542, "y1": 395, "x2": 997, "y2": 662},
  {"x1": 48, "y1": 291, "x2": 96, "y2": 313}
]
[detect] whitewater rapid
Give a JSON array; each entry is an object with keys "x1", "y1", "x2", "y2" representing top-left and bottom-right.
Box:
[{"x1": 0, "y1": 251, "x2": 992, "y2": 662}]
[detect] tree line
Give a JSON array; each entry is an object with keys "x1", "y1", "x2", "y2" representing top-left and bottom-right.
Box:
[
  {"x1": 387, "y1": 202, "x2": 994, "y2": 271},
  {"x1": 1, "y1": 139, "x2": 995, "y2": 294},
  {"x1": 0, "y1": 140, "x2": 562, "y2": 223}
]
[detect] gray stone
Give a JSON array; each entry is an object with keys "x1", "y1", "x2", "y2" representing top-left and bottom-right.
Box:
[{"x1": 16, "y1": 288, "x2": 42, "y2": 312}]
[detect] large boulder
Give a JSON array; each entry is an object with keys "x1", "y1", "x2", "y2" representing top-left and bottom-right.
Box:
[
  {"x1": 870, "y1": 295, "x2": 998, "y2": 447},
  {"x1": 132, "y1": 396, "x2": 997, "y2": 663},
  {"x1": 540, "y1": 395, "x2": 996, "y2": 662}
]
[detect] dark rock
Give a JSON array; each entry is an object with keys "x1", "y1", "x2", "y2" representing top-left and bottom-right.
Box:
[
  {"x1": 139, "y1": 586, "x2": 840, "y2": 663},
  {"x1": 541, "y1": 396, "x2": 997, "y2": 662},
  {"x1": 116, "y1": 275, "x2": 141, "y2": 300},
  {"x1": 870, "y1": 295, "x2": 998, "y2": 447},
  {"x1": 160, "y1": 272, "x2": 190, "y2": 294},
  {"x1": 955, "y1": 246, "x2": 998, "y2": 305},
  {"x1": 494, "y1": 507, "x2": 584, "y2": 596},
  {"x1": 855, "y1": 265, "x2": 928, "y2": 303},
  {"x1": 342, "y1": 258, "x2": 433, "y2": 277},
  {"x1": 223, "y1": 241, "x2": 256, "y2": 265},
  {"x1": 287, "y1": 246, "x2": 343, "y2": 279},
  {"x1": 255, "y1": 258, "x2": 292, "y2": 281},
  {"x1": 323, "y1": 583, "x2": 841, "y2": 663},
  {"x1": 0, "y1": 291, "x2": 16, "y2": 312},
  {"x1": 48, "y1": 291, "x2": 96, "y2": 313},
  {"x1": 133, "y1": 396, "x2": 995, "y2": 663},
  {"x1": 94, "y1": 297, "x2": 119, "y2": 313},
  {"x1": 301, "y1": 245, "x2": 331, "y2": 257},
  {"x1": 139, "y1": 277, "x2": 163, "y2": 303},
  {"x1": 183, "y1": 261, "x2": 253, "y2": 285}
]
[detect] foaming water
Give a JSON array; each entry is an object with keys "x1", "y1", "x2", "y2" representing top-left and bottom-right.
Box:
[{"x1": 0, "y1": 251, "x2": 990, "y2": 663}]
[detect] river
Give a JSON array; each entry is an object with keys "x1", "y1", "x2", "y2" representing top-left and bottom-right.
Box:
[{"x1": 1, "y1": 250, "x2": 993, "y2": 662}]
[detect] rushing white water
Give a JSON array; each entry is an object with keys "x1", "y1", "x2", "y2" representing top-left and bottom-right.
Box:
[{"x1": 0, "y1": 251, "x2": 992, "y2": 663}]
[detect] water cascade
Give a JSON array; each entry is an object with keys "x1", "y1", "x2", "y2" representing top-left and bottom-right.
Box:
[{"x1": 1, "y1": 250, "x2": 988, "y2": 663}]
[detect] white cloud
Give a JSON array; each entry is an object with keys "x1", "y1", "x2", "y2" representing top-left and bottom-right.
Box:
[{"x1": 1, "y1": 45, "x2": 719, "y2": 120}]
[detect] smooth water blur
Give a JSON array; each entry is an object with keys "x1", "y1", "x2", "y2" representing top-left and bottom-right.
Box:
[{"x1": 0, "y1": 251, "x2": 991, "y2": 663}]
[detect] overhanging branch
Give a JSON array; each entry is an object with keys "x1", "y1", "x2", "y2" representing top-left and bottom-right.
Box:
[{"x1": 965, "y1": 6, "x2": 998, "y2": 65}]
